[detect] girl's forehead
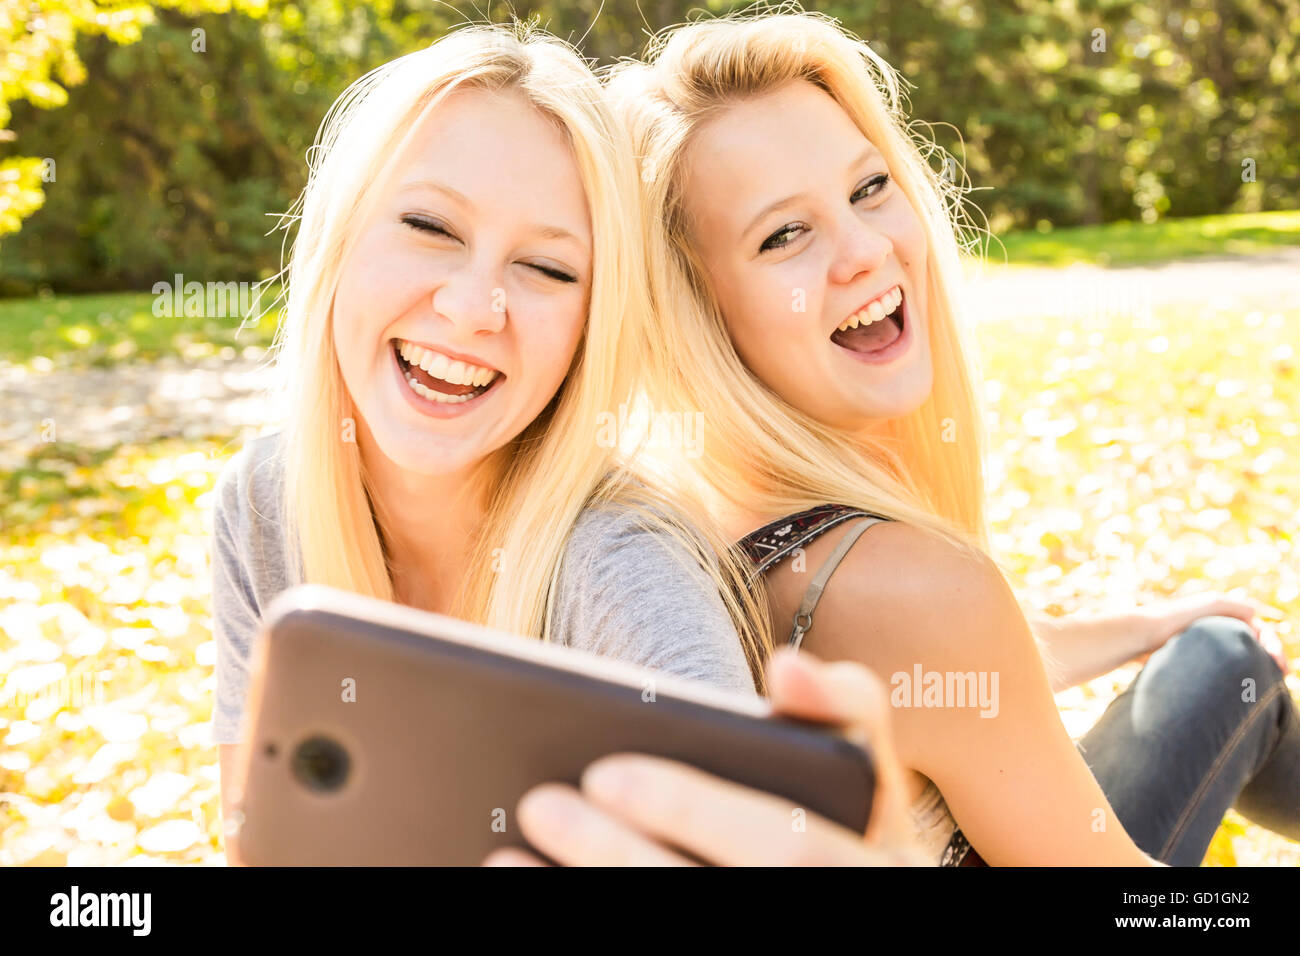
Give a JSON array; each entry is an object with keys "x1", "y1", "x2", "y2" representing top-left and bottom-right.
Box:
[{"x1": 388, "y1": 90, "x2": 593, "y2": 243}]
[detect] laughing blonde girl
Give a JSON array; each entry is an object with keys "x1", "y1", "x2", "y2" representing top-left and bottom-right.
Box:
[
  {"x1": 603, "y1": 6, "x2": 1300, "y2": 866},
  {"x1": 210, "y1": 22, "x2": 772, "y2": 862}
]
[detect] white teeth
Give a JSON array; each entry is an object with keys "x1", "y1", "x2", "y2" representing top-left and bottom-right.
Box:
[
  {"x1": 423, "y1": 352, "x2": 449, "y2": 379},
  {"x1": 403, "y1": 369, "x2": 474, "y2": 403},
  {"x1": 395, "y1": 339, "x2": 501, "y2": 404},
  {"x1": 836, "y1": 287, "x2": 902, "y2": 333}
]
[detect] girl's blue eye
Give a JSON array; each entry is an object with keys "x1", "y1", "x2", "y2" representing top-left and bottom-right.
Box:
[
  {"x1": 760, "y1": 223, "x2": 807, "y2": 253},
  {"x1": 852, "y1": 173, "x2": 891, "y2": 203},
  {"x1": 758, "y1": 174, "x2": 893, "y2": 254}
]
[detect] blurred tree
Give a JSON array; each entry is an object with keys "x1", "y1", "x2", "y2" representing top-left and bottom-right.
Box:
[
  {"x1": 0, "y1": 0, "x2": 256, "y2": 239},
  {"x1": 1, "y1": 0, "x2": 1297, "y2": 293}
]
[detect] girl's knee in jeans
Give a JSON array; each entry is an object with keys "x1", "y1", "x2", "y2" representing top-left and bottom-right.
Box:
[{"x1": 1166, "y1": 615, "x2": 1282, "y2": 694}]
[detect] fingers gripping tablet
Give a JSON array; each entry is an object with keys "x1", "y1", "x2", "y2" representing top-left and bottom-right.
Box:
[{"x1": 232, "y1": 585, "x2": 876, "y2": 865}]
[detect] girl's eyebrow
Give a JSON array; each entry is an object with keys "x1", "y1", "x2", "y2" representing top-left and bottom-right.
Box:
[
  {"x1": 741, "y1": 143, "x2": 885, "y2": 239},
  {"x1": 743, "y1": 193, "x2": 808, "y2": 240},
  {"x1": 399, "y1": 179, "x2": 472, "y2": 207},
  {"x1": 397, "y1": 178, "x2": 589, "y2": 256},
  {"x1": 853, "y1": 142, "x2": 883, "y2": 166}
]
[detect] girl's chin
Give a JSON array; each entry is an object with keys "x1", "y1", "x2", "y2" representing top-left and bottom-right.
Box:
[
  {"x1": 820, "y1": 380, "x2": 934, "y2": 428},
  {"x1": 365, "y1": 417, "x2": 498, "y2": 475}
]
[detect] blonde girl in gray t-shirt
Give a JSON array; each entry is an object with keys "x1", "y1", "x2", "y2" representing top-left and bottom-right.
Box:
[{"x1": 210, "y1": 23, "x2": 773, "y2": 861}]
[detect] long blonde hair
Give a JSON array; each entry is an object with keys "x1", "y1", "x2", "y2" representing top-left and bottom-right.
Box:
[
  {"x1": 260, "y1": 22, "x2": 773, "y2": 684},
  {"x1": 605, "y1": 5, "x2": 992, "y2": 556}
]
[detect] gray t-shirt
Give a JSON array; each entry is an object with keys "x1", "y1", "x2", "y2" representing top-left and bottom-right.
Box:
[{"x1": 209, "y1": 432, "x2": 756, "y2": 745}]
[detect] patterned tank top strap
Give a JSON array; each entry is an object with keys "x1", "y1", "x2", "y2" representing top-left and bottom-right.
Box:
[
  {"x1": 737, "y1": 504, "x2": 886, "y2": 580},
  {"x1": 738, "y1": 504, "x2": 892, "y2": 647}
]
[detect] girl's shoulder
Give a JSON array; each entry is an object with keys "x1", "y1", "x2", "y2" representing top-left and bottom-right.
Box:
[
  {"x1": 551, "y1": 497, "x2": 757, "y2": 695},
  {"x1": 754, "y1": 507, "x2": 1010, "y2": 660},
  {"x1": 792, "y1": 517, "x2": 1024, "y2": 680},
  {"x1": 212, "y1": 430, "x2": 297, "y2": 597},
  {"x1": 214, "y1": 431, "x2": 285, "y2": 524},
  {"x1": 557, "y1": 497, "x2": 715, "y2": 606}
]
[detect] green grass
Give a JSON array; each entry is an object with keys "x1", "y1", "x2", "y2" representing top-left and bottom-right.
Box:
[
  {"x1": 0, "y1": 290, "x2": 280, "y2": 368},
  {"x1": 990, "y1": 210, "x2": 1300, "y2": 267}
]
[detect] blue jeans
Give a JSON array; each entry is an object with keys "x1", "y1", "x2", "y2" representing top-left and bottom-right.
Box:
[{"x1": 1077, "y1": 615, "x2": 1300, "y2": 865}]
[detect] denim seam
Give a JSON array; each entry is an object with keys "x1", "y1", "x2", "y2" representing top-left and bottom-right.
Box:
[{"x1": 1158, "y1": 680, "x2": 1285, "y2": 862}]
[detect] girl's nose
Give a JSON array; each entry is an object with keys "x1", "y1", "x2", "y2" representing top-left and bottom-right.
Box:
[
  {"x1": 428, "y1": 266, "x2": 508, "y2": 335},
  {"x1": 828, "y1": 214, "x2": 892, "y2": 287}
]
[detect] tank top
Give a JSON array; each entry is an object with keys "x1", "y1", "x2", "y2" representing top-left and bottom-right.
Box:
[{"x1": 738, "y1": 504, "x2": 984, "y2": 867}]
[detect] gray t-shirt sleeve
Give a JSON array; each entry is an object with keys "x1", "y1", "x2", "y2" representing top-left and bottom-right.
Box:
[
  {"x1": 209, "y1": 433, "x2": 295, "y2": 746},
  {"x1": 549, "y1": 505, "x2": 758, "y2": 696},
  {"x1": 211, "y1": 458, "x2": 259, "y2": 745}
]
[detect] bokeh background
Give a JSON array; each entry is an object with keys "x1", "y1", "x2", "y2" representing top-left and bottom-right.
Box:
[{"x1": 1, "y1": 0, "x2": 1297, "y2": 865}]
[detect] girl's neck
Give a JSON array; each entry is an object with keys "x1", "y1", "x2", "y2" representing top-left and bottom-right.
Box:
[{"x1": 357, "y1": 422, "x2": 499, "y2": 615}]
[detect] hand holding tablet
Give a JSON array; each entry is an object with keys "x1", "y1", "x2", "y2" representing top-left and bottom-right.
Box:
[
  {"x1": 486, "y1": 648, "x2": 928, "y2": 866},
  {"x1": 229, "y1": 585, "x2": 894, "y2": 866}
]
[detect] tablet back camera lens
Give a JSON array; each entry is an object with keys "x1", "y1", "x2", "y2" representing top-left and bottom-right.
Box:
[{"x1": 291, "y1": 735, "x2": 351, "y2": 793}]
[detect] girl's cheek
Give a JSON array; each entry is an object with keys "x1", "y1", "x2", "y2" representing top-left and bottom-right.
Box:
[
  {"x1": 890, "y1": 202, "x2": 928, "y2": 263},
  {"x1": 515, "y1": 299, "x2": 586, "y2": 376},
  {"x1": 770, "y1": 266, "x2": 823, "y2": 339},
  {"x1": 337, "y1": 254, "x2": 400, "y2": 331}
]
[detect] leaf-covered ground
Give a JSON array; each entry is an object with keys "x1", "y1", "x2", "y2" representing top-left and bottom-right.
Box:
[
  {"x1": 1, "y1": 226, "x2": 1297, "y2": 865},
  {"x1": 971, "y1": 251, "x2": 1300, "y2": 866}
]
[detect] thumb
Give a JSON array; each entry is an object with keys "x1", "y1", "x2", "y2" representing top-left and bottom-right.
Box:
[
  {"x1": 764, "y1": 647, "x2": 855, "y2": 724},
  {"x1": 766, "y1": 649, "x2": 911, "y2": 846}
]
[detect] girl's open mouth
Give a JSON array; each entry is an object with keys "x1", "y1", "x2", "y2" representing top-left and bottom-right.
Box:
[
  {"x1": 392, "y1": 339, "x2": 503, "y2": 406},
  {"x1": 830, "y1": 286, "x2": 906, "y2": 356}
]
